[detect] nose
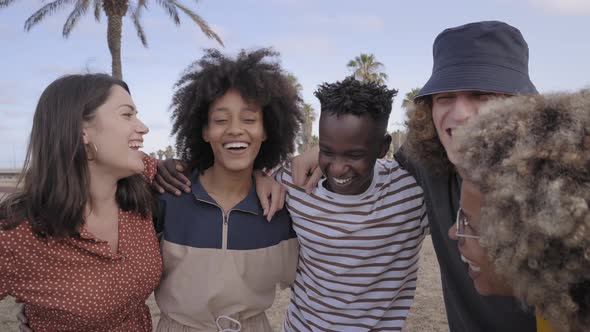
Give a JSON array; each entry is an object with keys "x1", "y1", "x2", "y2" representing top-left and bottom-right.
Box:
[
  {"x1": 227, "y1": 118, "x2": 244, "y2": 135},
  {"x1": 452, "y1": 95, "x2": 478, "y2": 124},
  {"x1": 137, "y1": 118, "x2": 149, "y2": 135},
  {"x1": 328, "y1": 159, "x2": 349, "y2": 177}
]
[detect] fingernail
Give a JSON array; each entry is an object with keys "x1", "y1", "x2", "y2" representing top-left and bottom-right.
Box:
[
  {"x1": 175, "y1": 191, "x2": 181, "y2": 196},
  {"x1": 159, "y1": 189, "x2": 164, "y2": 194},
  {"x1": 184, "y1": 187, "x2": 191, "y2": 193}
]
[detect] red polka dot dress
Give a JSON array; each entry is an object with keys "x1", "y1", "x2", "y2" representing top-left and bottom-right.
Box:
[{"x1": 0, "y1": 156, "x2": 162, "y2": 332}]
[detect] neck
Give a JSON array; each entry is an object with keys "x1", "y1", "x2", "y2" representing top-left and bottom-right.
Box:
[
  {"x1": 199, "y1": 164, "x2": 253, "y2": 207},
  {"x1": 86, "y1": 164, "x2": 119, "y2": 214}
]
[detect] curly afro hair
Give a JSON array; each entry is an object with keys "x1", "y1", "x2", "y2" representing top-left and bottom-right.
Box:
[
  {"x1": 314, "y1": 76, "x2": 397, "y2": 134},
  {"x1": 170, "y1": 48, "x2": 303, "y2": 172},
  {"x1": 454, "y1": 90, "x2": 590, "y2": 332}
]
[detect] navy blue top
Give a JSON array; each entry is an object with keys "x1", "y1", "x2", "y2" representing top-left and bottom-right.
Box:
[{"x1": 155, "y1": 170, "x2": 296, "y2": 250}]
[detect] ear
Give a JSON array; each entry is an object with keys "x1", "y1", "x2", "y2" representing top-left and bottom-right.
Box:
[
  {"x1": 202, "y1": 125, "x2": 210, "y2": 143},
  {"x1": 82, "y1": 129, "x2": 90, "y2": 145},
  {"x1": 378, "y1": 134, "x2": 392, "y2": 159}
]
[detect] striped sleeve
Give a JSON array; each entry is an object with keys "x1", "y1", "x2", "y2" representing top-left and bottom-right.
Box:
[{"x1": 420, "y1": 199, "x2": 430, "y2": 235}]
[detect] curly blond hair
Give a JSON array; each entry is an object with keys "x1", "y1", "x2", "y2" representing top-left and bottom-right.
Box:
[
  {"x1": 402, "y1": 96, "x2": 453, "y2": 173},
  {"x1": 454, "y1": 90, "x2": 590, "y2": 331}
]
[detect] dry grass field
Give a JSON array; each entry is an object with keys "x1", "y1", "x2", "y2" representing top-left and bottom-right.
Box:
[{"x1": 1, "y1": 237, "x2": 448, "y2": 331}]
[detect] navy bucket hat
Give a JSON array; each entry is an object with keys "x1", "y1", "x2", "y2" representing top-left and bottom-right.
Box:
[{"x1": 416, "y1": 21, "x2": 538, "y2": 99}]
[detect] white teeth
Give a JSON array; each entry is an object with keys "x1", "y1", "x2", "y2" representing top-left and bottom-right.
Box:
[
  {"x1": 333, "y1": 177, "x2": 352, "y2": 185},
  {"x1": 461, "y1": 255, "x2": 481, "y2": 272},
  {"x1": 128, "y1": 141, "x2": 143, "y2": 149},
  {"x1": 224, "y1": 142, "x2": 249, "y2": 149}
]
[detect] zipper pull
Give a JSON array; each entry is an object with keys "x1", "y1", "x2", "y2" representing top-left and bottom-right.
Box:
[{"x1": 223, "y1": 213, "x2": 228, "y2": 225}]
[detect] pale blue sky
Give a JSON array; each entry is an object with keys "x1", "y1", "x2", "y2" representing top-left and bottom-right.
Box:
[{"x1": 1, "y1": 0, "x2": 589, "y2": 167}]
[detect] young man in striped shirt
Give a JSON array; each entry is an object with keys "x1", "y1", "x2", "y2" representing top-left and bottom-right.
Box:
[{"x1": 279, "y1": 77, "x2": 428, "y2": 331}]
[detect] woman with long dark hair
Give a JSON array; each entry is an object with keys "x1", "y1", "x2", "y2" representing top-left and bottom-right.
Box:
[{"x1": 0, "y1": 74, "x2": 161, "y2": 331}]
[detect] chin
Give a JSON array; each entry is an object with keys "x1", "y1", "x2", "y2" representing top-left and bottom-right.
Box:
[{"x1": 220, "y1": 159, "x2": 255, "y2": 172}]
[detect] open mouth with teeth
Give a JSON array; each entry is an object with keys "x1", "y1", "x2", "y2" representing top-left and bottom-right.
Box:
[
  {"x1": 332, "y1": 177, "x2": 352, "y2": 185},
  {"x1": 223, "y1": 142, "x2": 249, "y2": 152},
  {"x1": 129, "y1": 141, "x2": 143, "y2": 150},
  {"x1": 461, "y1": 254, "x2": 481, "y2": 273}
]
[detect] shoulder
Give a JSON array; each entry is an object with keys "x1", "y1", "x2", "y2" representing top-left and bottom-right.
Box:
[
  {"x1": 376, "y1": 159, "x2": 423, "y2": 195},
  {"x1": 0, "y1": 220, "x2": 37, "y2": 253},
  {"x1": 141, "y1": 153, "x2": 159, "y2": 183},
  {"x1": 273, "y1": 161, "x2": 295, "y2": 186}
]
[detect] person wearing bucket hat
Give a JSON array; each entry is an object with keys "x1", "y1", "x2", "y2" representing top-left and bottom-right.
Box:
[{"x1": 395, "y1": 21, "x2": 538, "y2": 331}]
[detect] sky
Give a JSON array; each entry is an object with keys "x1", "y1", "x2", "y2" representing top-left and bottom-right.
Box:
[{"x1": 1, "y1": 0, "x2": 589, "y2": 167}]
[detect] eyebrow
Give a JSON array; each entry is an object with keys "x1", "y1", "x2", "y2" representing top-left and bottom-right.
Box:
[
  {"x1": 119, "y1": 104, "x2": 137, "y2": 112},
  {"x1": 212, "y1": 107, "x2": 260, "y2": 113}
]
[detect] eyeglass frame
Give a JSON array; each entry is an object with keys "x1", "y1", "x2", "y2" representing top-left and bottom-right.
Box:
[{"x1": 455, "y1": 207, "x2": 480, "y2": 241}]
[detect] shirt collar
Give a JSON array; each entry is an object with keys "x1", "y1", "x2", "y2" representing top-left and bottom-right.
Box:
[{"x1": 190, "y1": 170, "x2": 261, "y2": 215}]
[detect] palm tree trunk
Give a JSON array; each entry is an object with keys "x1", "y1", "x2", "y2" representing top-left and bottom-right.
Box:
[{"x1": 107, "y1": 14, "x2": 123, "y2": 79}]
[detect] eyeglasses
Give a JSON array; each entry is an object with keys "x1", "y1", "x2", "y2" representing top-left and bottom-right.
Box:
[{"x1": 455, "y1": 207, "x2": 480, "y2": 242}]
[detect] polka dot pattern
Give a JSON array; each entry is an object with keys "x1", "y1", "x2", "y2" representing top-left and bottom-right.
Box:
[{"x1": 0, "y1": 156, "x2": 162, "y2": 331}]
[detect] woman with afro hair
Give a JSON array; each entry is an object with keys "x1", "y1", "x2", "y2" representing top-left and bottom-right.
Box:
[
  {"x1": 449, "y1": 90, "x2": 590, "y2": 332},
  {"x1": 153, "y1": 48, "x2": 303, "y2": 332}
]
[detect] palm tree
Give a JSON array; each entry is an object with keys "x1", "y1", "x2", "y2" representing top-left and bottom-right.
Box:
[
  {"x1": 0, "y1": 0, "x2": 223, "y2": 79},
  {"x1": 164, "y1": 145, "x2": 175, "y2": 159},
  {"x1": 156, "y1": 149, "x2": 165, "y2": 160},
  {"x1": 299, "y1": 103, "x2": 316, "y2": 153},
  {"x1": 401, "y1": 88, "x2": 421, "y2": 109},
  {"x1": 287, "y1": 73, "x2": 303, "y2": 94},
  {"x1": 346, "y1": 53, "x2": 388, "y2": 84},
  {"x1": 286, "y1": 73, "x2": 316, "y2": 154}
]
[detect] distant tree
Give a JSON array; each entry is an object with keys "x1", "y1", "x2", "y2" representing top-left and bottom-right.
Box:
[
  {"x1": 310, "y1": 135, "x2": 319, "y2": 147},
  {"x1": 148, "y1": 152, "x2": 157, "y2": 159},
  {"x1": 0, "y1": 0, "x2": 223, "y2": 79},
  {"x1": 347, "y1": 53, "x2": 388, "y2": 84},
  {"x1": 286, "y1": 73, "x2": 317, "y2": 154},
  {"x1": 157, "y1": 149, "x2": 165, "y2": 160},
  {"x1": 164, "y1": 145, "x2": 175, "y2": 159},
  {"x1": 401, "y1": 88, "x2": 421, "y2": 109},
  {"x1": 298, "y1": 103, "x2": 316, "y2": 154},
  {"x1": 287, "y1": 73, "x2": 303, "y2": 93},
  {"x1": 385, "y1": 129, "x2": 407, "y2": 159}
]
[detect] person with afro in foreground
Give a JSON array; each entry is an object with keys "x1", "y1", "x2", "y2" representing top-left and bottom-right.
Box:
[{"x1": 449, "y1": 89, "x2": 590, "y2": 332}]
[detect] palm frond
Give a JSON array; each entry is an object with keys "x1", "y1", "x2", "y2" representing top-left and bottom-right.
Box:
[
  {"x1": 25, "y1": 0, "x2": 77, "y2": 31},
  {"x1": 171, "y1": 0, "x2": 223, "y2": 46},
  {"x1": 93, "y1": 0, "x2": 101, "y2": 21},
  {"x1": 63, "y1": 0, "x2": 91, "y2": 37},
  {"x1": 0, "y1": 0, "x2": 18, "y2": 9},
  {"x1": 130, "y1": 3, "x2": 148, "y2": 47},
  {"x1": 155, "y1": 0, "x2": 180, "y2": 25}
]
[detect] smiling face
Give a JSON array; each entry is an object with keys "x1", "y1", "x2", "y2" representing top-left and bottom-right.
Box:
[
  {"x1": 318, "y1": 112, "x2": 390, "y2": 195},
  {"x1": 82, "y1": 85, "x2": 149, "y2": 179},
  {"x1": 202, "y1": 89, "x2": 266, "y2": 174},
  {"x1": 448, "y1": 179, "x2": 513, "y2": 296},
  {"x1": 432, "y1": 91, "x2": 503, "y2": 165}
]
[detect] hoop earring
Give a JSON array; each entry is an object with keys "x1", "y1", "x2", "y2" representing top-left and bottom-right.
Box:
[{"x1": 86, "y1": 142, "x2": 98, "y2": 161}]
